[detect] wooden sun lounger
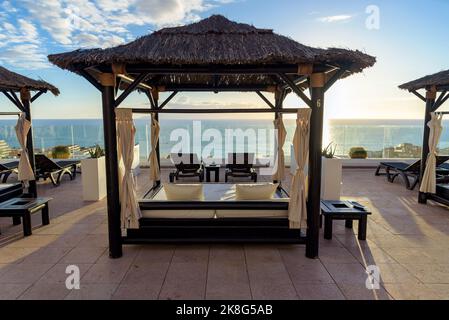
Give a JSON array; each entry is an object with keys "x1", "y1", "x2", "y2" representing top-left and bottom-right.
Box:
[
  {"x1": 0, "y1": 160, "x2": 19, "y2": 183},
  {"x1": 35, "y1": 154, "x2": 80, "y2": 186},
  {"x1": 375, "y1": 156, "x2": 449, "y2": 190},
  {"x1": 169, "y1": 153, "x2": 204, "y2": 182},
  {"x1": 225, "y1": 153, "x2": 257, "y2": 183}
]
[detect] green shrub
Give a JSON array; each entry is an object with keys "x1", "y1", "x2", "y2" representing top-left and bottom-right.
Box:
[
  {"x1": 52, "y1": 145, "x2": 70, "y2": 159},
  {"x1": 322, "y1": 142, "x2": 337, "y2": 159},
  {"x1": 88, "y1": 144, "x2": 105, "y2": 158},
  {"x1": 349, "y1": 147, "x2": 368, "y2": 159}
]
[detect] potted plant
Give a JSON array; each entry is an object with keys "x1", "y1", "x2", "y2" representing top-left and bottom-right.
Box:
[
  {"x1": 321, "y1": 142, "x2": 342, "y2": 200},
  {"x1": 81, "y1": 144, "x2": 106, "y2": 201},
  {"x1": 52, "y1": 145, "x2": 70, "y2": 159},
  {"x1": 349, "y1": 147, "x2": 368, "y2": 159}
]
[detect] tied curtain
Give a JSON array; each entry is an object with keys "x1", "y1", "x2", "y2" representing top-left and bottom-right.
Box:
[
  {"x1": 420, "y1": 112, "x2": 443, "y2": 193},
  {"x1": 272, "y1": 116, "x2": 287, "y2": 182},
  {"x1": 116, "y1": 109, "x2": 141, "y2": 229},
  {"x1": 148, "y1": 114, "x2": 160, "y2": 183},
  {"x1": 288, "y1": 109, "x2": 311, "y2": 229},
  {"x1": 15, "y1": 113, "x2": 35, "y2": 187}
]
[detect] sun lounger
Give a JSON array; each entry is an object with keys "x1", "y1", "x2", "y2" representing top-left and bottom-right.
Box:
[
  {"x1": 0, "y1": 160, "x2": 19, "y2": 183},
  {"x1": 169, "y1": 153, "x2": 204, "y2": 182},
  {"x1": 35, "y1": 154, "x2": 80, "y2": 186},
  {"x1": 225, "y1": 153, "x2": 257, "y2": 183},
  {"x1": 375, "y1": 156, "x2": 449, "y2": 190}
]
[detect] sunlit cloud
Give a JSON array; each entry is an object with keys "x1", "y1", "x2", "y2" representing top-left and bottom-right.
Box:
[{"x1": 317, "y1": 14, "x2": 352, "y2": 23}]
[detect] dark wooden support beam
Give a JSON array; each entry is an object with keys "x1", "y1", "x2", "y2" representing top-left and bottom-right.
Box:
[
  {"x1": 256, "y1": 91, "x2": 275, "y2": 109},
  {"x1": 411, "y1": 90, "x2": 426, "y2": 102},
  {"x1": 122, "y1": 64, "x2": 300, "y2": 75},
  {"x1": 79, "y1": 69, "x2": 102, "y2": 91},
  {"x1": 277, "y1": 73, "x2": 312, "y2": 107},
  {"x1": 281, "y1": 75, "x2": 308, "y2": 92},
  {"x1": 324, "y1": 68, "x2": 347, "y2": 92},
  {"x1": 115, "y1": 72, "x2": 149, "y2": 108},
  {"x1": 159, "y1": 91, "x2": 178, "y2": 109},
  {"x1": 30, "y1": 90, "x2": 46, "y2": 103},
  {"x1": 306, "y1": 73, "x2": 325, "y2": 259},
  {"x1": 153, "y1": 93, "x2": 161, "y2": 186},
  {"x1": 433, "y1": 90, "x2": 448, "y2": 111},
  {"x1": 20, "y1": 91, "x2": 37, "y2": 197},
  {"x1": 100, "y1": 74, "x2": 122, "y2": 258},
  {"x1": 115, "y1": 76, "x2": 122, "y2": 97},
  {"x1": 418, "y1": 88, "x2": 437, "y2": 204},
  {"x1": 132, "y1": 108, "x2": 304, "y2": 114},
  {"x1": 438, "y1": 92, "x2": 449, "y2": 108},
  {"x1": 2, "y1": 90, "x2": 23, "y2": 110},
  {"x1": 10, "y1": 91, "x2": 24, "y2": 110}
]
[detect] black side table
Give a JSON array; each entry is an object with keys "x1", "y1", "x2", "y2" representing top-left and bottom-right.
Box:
[
  {"x1": 320, "y1": 200, "x2": 371, "y2": 240},
  {"x1": 205, "y1": 165, "x2": 220, "y2": 182}
]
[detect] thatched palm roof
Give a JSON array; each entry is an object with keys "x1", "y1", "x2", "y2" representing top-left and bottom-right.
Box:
[
  {"x1": 48, "y1": 15, "x2": 375, "y2": 90},
  {"x1": 399, "y1": 69, "x2": 449, "y2": 91},
  {"x1": 0, "y1": 66, "x2": 59, "y2": 95}
]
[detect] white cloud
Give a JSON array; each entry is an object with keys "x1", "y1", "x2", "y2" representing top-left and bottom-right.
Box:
[
  {"x1": 0, "y1": 0, "x2": 232, "y2": 69},
  {"x1": 317, "y1": 15, "x2": 352, "y2": 23}
]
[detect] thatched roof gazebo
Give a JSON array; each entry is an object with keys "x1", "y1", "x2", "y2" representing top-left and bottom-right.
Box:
[
  {"x1": 49, "y1": 15, "x2": 375, "y2": 259},
  {"x1": 400, "y1": 69, "x2": 449, "y2": 204},
  {"x1": 0, "y1": 66, "x2": 59, "y2": 196}
]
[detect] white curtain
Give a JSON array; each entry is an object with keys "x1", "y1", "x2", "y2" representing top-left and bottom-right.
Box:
[
  {"x1": 420, "y1": 112, "x2": 443, "y2": 193},
  {"x1": 272, "y1": 116, "x2": 287, "y2": 182},
  {"x1": 288, "y1": 109, "x2": 311, "y2": 229},
  {"x1": 116, "y1": 109, "x2": 141, "y2": 229},
  {"x1": 15, "y1": 113, "x2": 35, "y2": 187},
  {"x1": 148, "y1": 114, "x2": 160, "y2": 183}
]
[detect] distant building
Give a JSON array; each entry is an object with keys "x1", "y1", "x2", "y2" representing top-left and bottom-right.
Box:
[{"x1": 0, "y1": 140, "x2": 12, "y2": 159}]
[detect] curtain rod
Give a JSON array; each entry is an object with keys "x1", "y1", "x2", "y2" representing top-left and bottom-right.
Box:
[
  {"x1": 0, "y1": 112, "x2": 21, "y2": 116},
  {"x1": 131, "y1": 108, "x2": 306, "y2": 114}
]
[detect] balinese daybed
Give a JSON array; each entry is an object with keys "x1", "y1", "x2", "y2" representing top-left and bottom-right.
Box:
[{"x1": 129, "y1": 183, "x2": 299, "y2": 242}]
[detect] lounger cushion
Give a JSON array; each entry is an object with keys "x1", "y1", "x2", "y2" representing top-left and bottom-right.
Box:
[
  {"x1": 141, "y1": 209, "x2": 215, "y2": 219},
  {"x1": 235, "y1": 183, "x2": 278, "y2": 200},
  {"x1": 215, "y1": 209, "x2": 288, "y2": 218},
  {"x1": 164, "y1": 183, "x2": 204, "y2": 201}
]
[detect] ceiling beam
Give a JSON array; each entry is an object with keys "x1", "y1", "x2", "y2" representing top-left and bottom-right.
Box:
[
  {"x1": 277, "y1": 73, "x2": 312, "y2": 107},
  {"x1": 411, "y1": 90, "x2": 426, "y2": 102},
  {"x1": 255, "y1": 91, "x2": 275, "y2": 109},
  {"x1": 324, "y1": 68, "x2": 347, "y2": 92},
  {"x1": 159, "y1": 91, "x2": 178, "y2": 109},
  {"x1": 115, "y1": 72, "x2": 150, "y2": 108},
  {"x1": 30, "y1": 90, "x2": 46, "y2": 103}
]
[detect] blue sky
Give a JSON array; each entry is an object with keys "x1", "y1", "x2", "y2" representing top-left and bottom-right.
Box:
[{"x1": 0, "y1": 0, "x2": 448, "y2": 120}]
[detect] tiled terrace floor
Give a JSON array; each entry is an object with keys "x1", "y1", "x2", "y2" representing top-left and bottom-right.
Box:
[{"x1": 1, "y1": 168, "x2": 449, "y2": 300}]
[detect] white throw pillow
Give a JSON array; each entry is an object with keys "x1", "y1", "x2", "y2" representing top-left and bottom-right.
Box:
[
  {"x1": 164, "y1": 184, "x2": 204, "y2": 201},
  {"x1": 235, "y1": 183, "x2": 278, "y2": 200}
]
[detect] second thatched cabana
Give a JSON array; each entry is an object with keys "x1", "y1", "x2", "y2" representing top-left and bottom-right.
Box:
[
  {"x1": 400, "y1": 69, "x2": 449, "y2": 205},
  {"x1": 49, "y1": 15, "x2": 375, "y2": 259},
  {"x1": 0, "y1": 66, "x2": 59, "y2": 196}
]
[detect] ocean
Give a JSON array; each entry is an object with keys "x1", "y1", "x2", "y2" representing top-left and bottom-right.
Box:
[{"x1": 0, "y1": 118, "x2": 444, "y2": 160}]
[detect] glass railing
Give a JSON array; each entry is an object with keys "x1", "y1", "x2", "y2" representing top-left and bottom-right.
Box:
[{"x1": 0, "y1": 119, "x2": 446, "y2": 164}]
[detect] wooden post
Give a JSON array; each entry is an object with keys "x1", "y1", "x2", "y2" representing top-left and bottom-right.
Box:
[
  {"x1": 20, "y1": 89, "x2": 37, "y2": 197},
  {"x1": 151, "y1": 88, "x2": 161, "y2": 186},
  {"x1": 418, "y1": 87, "x2": 437, "y2": 204},
  {"x1": 100, "y1": 73, "x2": 122, "y2": 258},
  {"x1": 306, "y1": 73, "x2": 325, "y2": 258}
]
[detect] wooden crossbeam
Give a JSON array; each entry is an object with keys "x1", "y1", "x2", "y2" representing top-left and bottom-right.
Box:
[
  {"x1": 437, "y1": 92, "x2": 449, "y2": 109},
  {"x1": 324, "y1": 68, "x2": 347, "y2": 92},
  {"x1": 159, "y1": 91, "x2": 178, "y2": 109},
  {"x1": 10, "y1": 91, "x2": 25, "y2": 111},
  {"x1": 79, "y1": 69, "x2": 102, "y2": 91},
  {"x1": 115, "y1": 72, "x2": 149, "y2": 108},
  {"x1": 145, "y1": 90, "x2": 156, "y2": 109},
  {"x1": 1, "y1": 90, "x2": 23, "y2": 110},
  {"x1": 132, "y1": 108, "x2": 303, "y2": 114},
  {"x1": 433, "y1": 90, "x2": 448, "y2": 111},
  {"x1": 411, "y1": 90, "x2": 426, "y2": 102},
  {"x1": 255, "y1": 91, "x2": 275, "y2": 109},
  {"x1": 30, "y1": 90, "x2": 46, "y2": 103},
  {"x1": 277, "y1": 73, "x2": 312, "y2": 107}
]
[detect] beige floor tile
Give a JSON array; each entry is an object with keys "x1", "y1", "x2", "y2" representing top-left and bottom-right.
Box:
[
  {"x1": 61, "y1": 246, "x2": 106, "y2": 264},
  {"x1": 0, "y1": 284, "x2": 31, "y2": 300},
  {"x1": 338, "y1": 284, "x2": 392, "y2": 300},
  {"x1": 296, "y1": 284, "x2": 345, "y2": 300},
  {"x1": 318, "y1": 247, "x2": 359, "y2": 264},
  {"x1": 0, "y1": 263, "x2": 54, "y2": 284},
  {"x1": 382, "y1": 282, "x2": 441, "y2": 300},
  {"x1": 19, "y1": 247, "x2": 72, "y2": 264},
  {"x1": 324, "y1": 263, "x2": 368, "y2": 285},
  {"x1": 401, "y1": 264, "x2": 449, "y2": 284},
  {"x1": 65, "y1": 283, "x2": 119, "y2": 300},
  {"x1": 159, "y1": 262, "x2": 208, "y2": 300},
  {"x1": 19, "y1": 283, "x2": 70, "y2": 300}
]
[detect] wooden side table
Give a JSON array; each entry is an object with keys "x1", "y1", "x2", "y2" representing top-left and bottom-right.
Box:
[
  {"x1": 205, "y1": 165, "x2": 220, "y2": 182},
  {"x1": 320, "y1": 200, "x2": 371, "y2": 240},
  {"x1": 0, "y1": 197, "x2": 52, "y2": 236}
]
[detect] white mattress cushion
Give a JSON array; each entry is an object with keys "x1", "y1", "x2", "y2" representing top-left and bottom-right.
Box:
[
  {"x1": 163, "y1": 184, "x2": 204, "y2": 201},
  {"x1": 215, "y1": 209, "x2": 288, "y2": 218},
  {"x1": 142, "y1": 209, "x2": 215, "y2": 219},
  {"x1": 235, "y1": 183, "x2": 278, "y2": 200}
]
